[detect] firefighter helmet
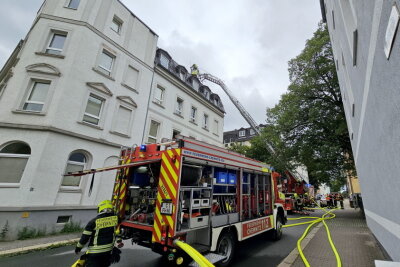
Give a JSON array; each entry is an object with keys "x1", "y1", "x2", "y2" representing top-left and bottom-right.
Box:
[{"x1": 98, "y1": 200, "x2": 113, "y2": 213}]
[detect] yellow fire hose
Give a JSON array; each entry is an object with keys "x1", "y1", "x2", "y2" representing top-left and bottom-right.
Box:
[
  {"x1": 283, "y1": 202, "x2": 342, "y2": 267},
  {"x1": 174, "y1": 240, "x2": 215, "y2": 267}
]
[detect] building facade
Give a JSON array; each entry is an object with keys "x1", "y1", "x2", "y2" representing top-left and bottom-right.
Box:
[
  {"x1": 223, "y1": 125, "x2": 265, "y2": 148},
  {"x1": 0, "y1": 0, "x2": 223, "y2": 240},
  {"x1": 321, "y1": 0, "x2": 400, "y2": 260}
]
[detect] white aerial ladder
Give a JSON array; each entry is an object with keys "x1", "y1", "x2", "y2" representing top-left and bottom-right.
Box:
[{"x1": 194, "y1": 66, "x2": 304, "y2": 181}]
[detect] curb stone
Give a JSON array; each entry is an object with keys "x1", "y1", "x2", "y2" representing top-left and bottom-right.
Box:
[
  {"x1": 277, "y1": 222, "x2": 323, "y2": 267},
  {"x1": 0, "y1": 238, "x2": 79, "y2": 258}
]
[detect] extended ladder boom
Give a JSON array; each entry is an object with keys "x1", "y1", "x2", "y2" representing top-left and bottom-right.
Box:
[
  {"x1": 199, "y1": 73, "x2": 260, "y2": 134},
  {"x1": 198, "y1": 73, "x2": 276, "y2": 155},
  {"x1": 198, "y1": 71, "x2": 304, "y2": 181}
]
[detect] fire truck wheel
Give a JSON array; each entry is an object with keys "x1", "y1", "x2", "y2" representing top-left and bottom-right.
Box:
[
  {"x1": 272, "y1": 216, "x2": 283, "y2": 241},
  {"x1": 216, "y1": 231, "x2": 236, "y2": 267}
]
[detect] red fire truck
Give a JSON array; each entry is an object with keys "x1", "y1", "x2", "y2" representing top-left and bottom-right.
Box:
[{"x1": 71, "y1": 137, "x2": 287, "y2": 266}]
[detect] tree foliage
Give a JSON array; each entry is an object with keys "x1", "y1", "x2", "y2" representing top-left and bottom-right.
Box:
[{"x1": 233, "y1": 23, "x2": 355, "y2": 188}]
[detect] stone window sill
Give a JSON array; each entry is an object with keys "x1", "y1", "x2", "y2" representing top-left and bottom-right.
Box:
[
  {"x1": 110, "y1": 130, "x2": 130, "y2": 138},
  {"x1": 152, "y1": 101, "x2": 165, "y2": 109},
  {"x1": 12, "y1": 109, "x2": 46, "y2": 116},
  {"x1": 77, "y1": 121, "x2": 103, "y2": 130},
  {"x1": 92, "y1": 67, "x2": 115, "y2": 81},
  {"x1": 35, "y1": 52, "x2": 65, "y2": 59},
  {"x1": 121, "y1": 83, "x2": 138, "y2": 94}
]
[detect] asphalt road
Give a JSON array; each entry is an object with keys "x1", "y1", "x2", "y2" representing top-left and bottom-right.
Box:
[{"x1": 0, "y1": 217, "x2": 308, "y2": 267}]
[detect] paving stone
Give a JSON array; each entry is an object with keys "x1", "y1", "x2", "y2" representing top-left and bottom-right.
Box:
[{"x1": 291, "y1": 208, "x2": 389, "y2": 267}]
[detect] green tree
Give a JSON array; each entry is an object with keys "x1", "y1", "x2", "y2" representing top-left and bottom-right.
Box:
[{"x1": 247, "y1": 23, "x2": 354, "y2": 188}]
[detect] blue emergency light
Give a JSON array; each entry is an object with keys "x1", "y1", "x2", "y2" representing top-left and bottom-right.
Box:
[{"x1": 140, "y1": 145, "x2": 147, "y2": 152}]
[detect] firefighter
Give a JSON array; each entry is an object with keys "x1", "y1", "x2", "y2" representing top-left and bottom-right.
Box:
[
  {"x1": 339, "y1": 193, "x2": 344, "y2": 209},
  {"x1": 326, "y1": 194, "x2": 331, "y2": 208},
  {"x1": 332, "y1": 194, "x2": 339, "y2": 209},
  {"x1": 75, "y1": 200, "x2": 123, "y2": 267},
  {"x1": 191, "y1": 64, "x2": 199, "y2": 76},
  {"x1": 294, "y1": 193, "x2": 302, "y2": 211}
]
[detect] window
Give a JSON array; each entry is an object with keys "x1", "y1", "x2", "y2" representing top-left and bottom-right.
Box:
[
  {"x1": 148, "y1": 120, "x2": 160, "y2": 143},
  {"x1": 190, "y1": 106, "x2": 197, "y2": 122},
  {"x1": 66, "y1": 0, "x2": 80, "y2": 9},
  {"x1": 172, "y1": 129, "x2": 181, "y2": 140},
  {"x1": 180, "y1": 72, "x2": 186, "y2": 81},
  {"x1": 204, "y1": 90, "x2": 209, "y2": 99},
  {"x1": 23, "y1": 81, "x2": 50, "y2": 112},
  {"x1": 0, "y1": 82, "x2": 7, "y2": 98},
  {"x1": 239, "y1": 130, "x2": 245, "y2": 137},
  {"x1": 175, "y1": 97, "x2": 183, "y2": 115},
  {"x1": 46, "y1": 32, "x2": 67, "y2": 55},
  {"x1": 62, "y1": 152, "x2": 87, "y2": 187},
  {"x1": 111, "y1": 16, "x2": 123, "y2": 34},
  {"x1": 83, "y1": 94, "x2": 104, "y2": 125},
  {"x1": 213, "y1": 120, "x2": 219, "y2": 135},
  {"x1": 57, "y1": 216, "x2": 71, "y2": 224},
  {"x1": 193, "y1": 80, "x2": 200, "y2": 91},
  {"x1": 154, "y1": 85, "x2": 165, "y2": 105},
  {"x1": 124, "y1": 66, "x2": 139, "y2": 90},
  {"x1": 0, "y1": 142, "x2": 31, "y2": 184},
  {"x1": 160, "y1": 54, "x2": 170, "y2": 69},
  {"x1": 98, "y1": 49, "x2": 115, "y2": 76},
  {"x1": 250, "y1": 129, "x2": 255, "y2": 135},
  {"x1": 114, "y1": 106, "x2": 132, "y2": 134},
  {"x1": 203, "y1": 114, "x2": 209, "y2": 129}
]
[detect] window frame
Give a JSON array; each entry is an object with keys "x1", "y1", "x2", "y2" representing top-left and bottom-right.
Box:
[
  {"x1": 175, "y1": 97, "x2": 184, "y2": 116},
  {"x1": 21, "y1": 80, "x2": 51, "y2": 113},
  {"x1": 239, "y1": 130, "x2": 246, "y2": 137},
  {"x1": 190, "y1": 105, "x2": 197, "y2": 123},
  {"x1": 122, "y1": 64, "x2": 141, "y2": 93},
  {"x1": 213, "y1": 119, "x2": 219, "y2": 135},
  {"x1": 110, "y1": 16, "x2": 123, "y2": 34},
  {"x1": 98, "y1": 49, "x2": 116, "y2": 76},
  {"x1": 153, "y1": 84, "x2": 165, "y2": 106},
  {"x1": 65, "y1": 0, "x2": 80, "y2": 9},
  {"x1": 111, "y1": 102, "x2": 135, "y2": 137},
  {"x1": 82, "y1": 93, "x2": 105, "y2": 126},
  {"x1": 60, "y1": 151, "x2": 89, "y2": 190},
  {"x1": 203, "y1": 113, "x2": 209, "y2": 130},
  {"x1": 45, "y1": 31, "x2": 67, "y2": 55},
  {"x1": 159, "y1": 53, "x2": 170, "y2": 69},
  {"x1": 0, "y1": 142, "x2": 31, "y2": 187},
  {"x1": 147, "y1": 119, "x2": 161, "y2": 144}
]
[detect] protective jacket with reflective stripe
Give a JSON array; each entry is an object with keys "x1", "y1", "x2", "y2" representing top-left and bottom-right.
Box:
[{"x1": 77, "y1": 212, "x2": 118, "y2": 254}]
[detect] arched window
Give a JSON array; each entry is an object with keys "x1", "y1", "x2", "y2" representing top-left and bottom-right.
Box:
[
  {"x1": 61, "y1": 151, "x2": 88, "y2": 187},
  {"x1": 0, "y1": 142, "x2": 31, "y2": 184}
]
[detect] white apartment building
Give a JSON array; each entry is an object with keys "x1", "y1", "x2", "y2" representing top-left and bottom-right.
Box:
[
  {"x1": 148, "y1": 49, "x2": 224, "y2": 146},
  {"x1": 0, "y1": 0, "x2": 224, "y2": 240}
]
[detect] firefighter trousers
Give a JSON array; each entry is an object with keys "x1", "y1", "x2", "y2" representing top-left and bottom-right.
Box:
[{"x1": 86, "y1": 252, "x2": 112, "y2": 267}]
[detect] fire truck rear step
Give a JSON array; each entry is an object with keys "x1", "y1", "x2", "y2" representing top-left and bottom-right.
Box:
[{"x1": 188, "y1": 253, "x2": 227, "y2": 267}]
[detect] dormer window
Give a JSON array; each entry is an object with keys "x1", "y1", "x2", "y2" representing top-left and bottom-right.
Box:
[
  {"x1": 180, "y1": 72, "x2": 186, "y2": 81},
  {"x1": 193, "y1": 79, "x2": 200, "y2": 91},
  {"x1": 204, "y1": 90, "x2": 209, "y2": 99},
  {"x1": 160, "y1": 54, "x2": 170, "y2": 69},
  {"x1": 239, "y1": 130, "x2": 245, "y2": 137}
]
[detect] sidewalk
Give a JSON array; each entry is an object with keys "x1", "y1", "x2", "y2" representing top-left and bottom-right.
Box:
[
  {"x1": 0, "y1": 233, "x2": 80, "y2": 257},
  {"x1": 281, "y1": 200, "x2": 391, "y2": 267}
]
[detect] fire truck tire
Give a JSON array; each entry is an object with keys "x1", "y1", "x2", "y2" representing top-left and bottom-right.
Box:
[
  {"x1": 272, "y1": 216, "x2": 283, "y2": 241},
  {"x1": 216, "y1": 230, "x2": 236, "y2": 267}
]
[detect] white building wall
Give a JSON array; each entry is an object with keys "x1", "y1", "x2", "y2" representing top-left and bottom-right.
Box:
[
  {"x1": 0, "y1": 0, "x2": 224, "y2": 240},
  {"x1": 145, "y1": 69, "x2": 224, "y2": 147}
]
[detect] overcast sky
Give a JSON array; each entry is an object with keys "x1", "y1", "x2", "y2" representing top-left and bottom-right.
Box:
[{"x1": 0, "y1": 0, "x2": 322, "y2": 131}]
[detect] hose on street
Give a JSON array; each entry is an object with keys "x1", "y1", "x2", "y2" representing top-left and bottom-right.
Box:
[
  {"x1": 174, "y1": 240, "x2": 215, "y2": 267},
  {"x1": 282, "y1": 202, "x2": 342, "y2": 267}
]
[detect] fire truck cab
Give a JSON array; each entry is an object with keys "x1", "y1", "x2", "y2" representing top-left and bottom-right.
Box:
[{"x1": 112, "y1": 137, "x2": 287, "y2": 266}]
